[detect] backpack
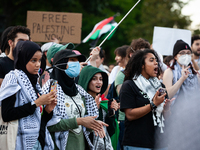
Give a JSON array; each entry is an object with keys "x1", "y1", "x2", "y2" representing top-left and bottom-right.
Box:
[
  {"x1": 106, "y1": 81, "x2": 119, "y2": 102},
  {"x1": 106, "y1": 70, "x2": 124, "y2": 102}
]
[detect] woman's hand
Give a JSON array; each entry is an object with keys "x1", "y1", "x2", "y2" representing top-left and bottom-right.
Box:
[
  {"x1": 110, "y1": 100, "x2": 120, "y2": 111},
  {"x1": 79, "y1": 62, "x2": 88, "y2": 72},
  {"x1": 152, "y1": 90, "x2": 166, "y2": 106},
  {"x1": 95, "y1": 94, "x2": 101, "y2": 109},
  {"x1": 94, "y1": 120, "x2": 109, "y2": 138},
  {"x1": 34, "y1": 90, "x2": 57, "y2": 107},
  {"x1": 45, "y1": 99, "x2": 57, "y2": 114},
  {"x1": 164, "y1": 98, "x2": 175, "y2": 111},
  {"x1": 89, "y1": 47, "x2": 101, "y2": 67},
  {"x1": 77, "y1": 116, "x2": 108, "y2": 136},
  {"x1": 90, "y1": 47, "x2": 101, "y2": 61},
  {"x1": 181, "y1": 66, "x2": 190, "y2": 80},
  {"x1": 42, "y1": 71, "x2": 50, "y2": 86}
]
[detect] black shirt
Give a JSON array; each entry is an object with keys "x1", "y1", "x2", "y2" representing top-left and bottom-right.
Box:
[
  {"x1": 0, "y1": 56, "x2": 14, "y2": 78},
  {"x1": 120, "y1": 80, "x2": 165, "y2": 148},
  {"x1": 2, "y1": 94, "x2": 53, "y2": 149}
]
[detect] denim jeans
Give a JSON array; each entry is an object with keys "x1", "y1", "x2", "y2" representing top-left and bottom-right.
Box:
[{"x1": 123, "y1": 146, "x2": 168, "y2": 150}]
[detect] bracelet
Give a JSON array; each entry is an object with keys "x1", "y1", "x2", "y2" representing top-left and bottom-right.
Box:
[
  {"x1": 150, "y1": 102, "x2": 157, "y2": 110},
  {"x1": 150, "y1": 103, "x2": 153, "y2": 110}
]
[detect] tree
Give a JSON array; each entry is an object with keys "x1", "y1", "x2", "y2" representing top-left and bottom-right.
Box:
[
  {"x1": 129, "y1": 0, "x2": 191, "y2": 44},
  {"x1": 0, "y1": 0, "x2": 191, "y2": 64}
]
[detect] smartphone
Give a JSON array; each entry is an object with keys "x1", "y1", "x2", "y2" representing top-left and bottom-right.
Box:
[
  {"x1": 51, "y1": 80, "x2": 58, "y2": 92},
  {"x1": 158, "y1": 87, "x2": 166, "y2": 96},
  {"x1": 108, "y1": 98, "x2": 115, "y2": 117}
]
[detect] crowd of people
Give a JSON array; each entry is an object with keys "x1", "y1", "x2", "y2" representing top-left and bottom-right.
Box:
[{"x1": 0, "y1": 25, "x2": 200, "y2": 150}]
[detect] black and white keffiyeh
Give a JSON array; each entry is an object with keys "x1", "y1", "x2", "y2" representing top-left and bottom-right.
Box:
[
  {"x1": 42, "y1": 79, "x2": 99, "y2": 150},
  {"x1": 133, "y1": 74, "x2": 165, "y2": 133},
  {"x1": 0, "y1": 69, "x2": 54, "y2": 150},
  {"x1": 93, "y1": 109, "x2": 113, "y2": 150}
]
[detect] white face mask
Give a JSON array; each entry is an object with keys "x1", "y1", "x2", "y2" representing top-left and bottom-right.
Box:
[{"x1": 177, "y1": 54, "x2": 191, "y2": 66}]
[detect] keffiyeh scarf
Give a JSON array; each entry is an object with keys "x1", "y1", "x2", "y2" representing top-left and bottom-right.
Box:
[
  {"x1": 42, "y1": 79, "x2": 99, "y2": 150},
  {"x1": 0, "y1": 69, "x2": 54, "y2": 150},
  {"x1": 133, "y1": 75, "x2": 165, "y2": 133},
  {"x1": 172, "y1": 62, "x2": 199, "y2": 102}
]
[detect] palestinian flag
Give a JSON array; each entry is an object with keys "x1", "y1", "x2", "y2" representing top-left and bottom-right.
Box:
[{"x1": 82, "y1": 16, "x2": 117, "y2": 44}]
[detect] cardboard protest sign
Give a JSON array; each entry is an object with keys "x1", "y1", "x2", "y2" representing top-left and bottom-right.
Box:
[
  {"x1": 27, "y1": 11, "x2": 82, "y2": 43},
  {"x1": 152, "y1": 26, "x2": 191, "y2": 56}
]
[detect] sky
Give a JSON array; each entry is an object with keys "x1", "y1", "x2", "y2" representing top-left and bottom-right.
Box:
[{"x1": 180, "y1": 0, "x2": 200, "y2": 30}]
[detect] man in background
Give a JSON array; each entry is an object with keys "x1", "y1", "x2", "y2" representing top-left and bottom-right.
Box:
[
  {"x1": 0, "y1": 26, "x2": 30, "y2": 86},
  {"x1": 191, "y1": 35, "x2": 200, "y2": 70}
]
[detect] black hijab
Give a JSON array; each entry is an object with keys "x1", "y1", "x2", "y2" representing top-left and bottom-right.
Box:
[
  {"x1": 13, "y1": 41, "x2": 41, "y2": 87},
  {"x1": 51, "y1": 49, "x2": 86, "y2": 96}
]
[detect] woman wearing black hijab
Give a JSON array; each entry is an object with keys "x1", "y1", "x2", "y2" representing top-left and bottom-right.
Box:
[
  {"x1": 42, "y1": 49, "x2": 108, "y2": 150},
  {"x1": 0, "y1": 41, "x2": 56, "y2": 150}
]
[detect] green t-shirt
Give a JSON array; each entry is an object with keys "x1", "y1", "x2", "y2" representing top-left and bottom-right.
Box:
[{"x1": 114, "y1": 71, "x2": 125, "y2": 121}]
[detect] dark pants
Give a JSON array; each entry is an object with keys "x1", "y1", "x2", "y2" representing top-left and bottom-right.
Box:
[{"x1": 117, "y1": 120, "x2": 125, "y2": 150}]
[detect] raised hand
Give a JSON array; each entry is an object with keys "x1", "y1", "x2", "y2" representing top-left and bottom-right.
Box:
[
  {"x1": 90, "y1": 47, "x2": 101, "y2": 61},
  {"x1": 95, "y1": 94, "x2": 101, "y2": 109},
  {"x1": 45, "y1": 99, "x2": 57, "y2": 114},
  {"x1": 34, "y1": 90, "x2": 57, "y2": 107},
  {"x1": 42, "y1": 71, "x2": 50, "y2": 86},
  {"x1": 164, "y1": 98, "x2": 175, "y2": 111},
  {"x1": 79, "y1": 62, "x2": 88, "y2": 72},
  {"x1": 110, "y1": 100, "x2": 120, "y2": 111},
  {"x1": 181, "y1": 66, "x2": 190, "y2": 80}
]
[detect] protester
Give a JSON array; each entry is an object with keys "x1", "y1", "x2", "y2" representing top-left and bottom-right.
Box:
[
  {"x1": 191, "y1": 35, "x2": 200, "y2": 69},
  {"x1": 0, "y1": 26, "x2": 30, "y2": 86},
  {"x1": 0, "y1": 26, "x2": 14, "y2": 55},
  {"x1": 126, "y1": 38, "x2": 150, "y2": 58},
  {"x1": 115, "y1": 42, "x2": 150, "y2": 150},
  {"x1": 109, "y1": 45, "x2": 128, "y2": 150},
  {"x1": 79, "y1": 65, "x2": 119, "y2": 150},
  {"x1": 42, "y1": 49, "x2": 108, "y2": 150},
  {"x1": 41, "y1": 42, "x2": 56, "y2": 70},
  {"x1": 46, "y1": 43, "x2": 74, "y2": 72},
  {"x1": 120, "y1": 49, "x2": 171, "y2": 150},
  {"x1": 38, "y1": 43, "x2": 75, "y2": 87},
  {"x1": 163, "y1": 39, "x2": 200, "y2": 104},
  {"x1": 109, "y1": 64, "x2": 115, "y2": 73},
  {"x1": 103, "y1": 64, "x2": 110, "y2": 73},
  {"x1": 89, "y1": 48, "x2": 109, "y2": 74},
  {"x1": 0, "y1": 41, "x2": 57, "y2": 149},
  {"x1": 163, "y1": 55, "x2": 173, "y2": 67},
  {"x1": 106, "y1": 45, "x2": 129, "y2": 96}
]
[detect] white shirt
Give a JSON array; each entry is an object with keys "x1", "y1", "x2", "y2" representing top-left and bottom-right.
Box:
[
  {"x1": 109, "y1": 65, "x2": 123, "y2": 84},
  {"x1": 64, "y1": 93, "x2": 85, "y2": 134}
]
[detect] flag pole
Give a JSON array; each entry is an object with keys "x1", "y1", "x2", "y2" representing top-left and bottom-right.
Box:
[{"x1": 85, "y1": 0, "x2": 141, "y2": 63}]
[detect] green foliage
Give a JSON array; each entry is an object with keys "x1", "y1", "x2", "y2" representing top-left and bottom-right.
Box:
[
  {"x1": 0, "y1": 0, "x2": 191, "y2": 64},
  {"x1": 130, "y1": 0, "x2": 191, "y2": 44}
]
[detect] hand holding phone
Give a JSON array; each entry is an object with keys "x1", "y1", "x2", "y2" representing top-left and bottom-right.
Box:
[
  {"x1": 158, "y1": 88, "x2": 166, "y2": 96},
  {"x1": 51, "y1": 81, "x2": 58, "y2": 92}
]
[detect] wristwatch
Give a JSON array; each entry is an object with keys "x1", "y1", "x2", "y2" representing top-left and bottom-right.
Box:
[{"x1": 150, "y1": 102, "x2": 157, "y2": 110}]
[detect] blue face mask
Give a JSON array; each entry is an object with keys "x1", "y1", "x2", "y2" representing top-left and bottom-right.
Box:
[{"x1": 65, "y1": 61, "x2": 80, "y2": 78}]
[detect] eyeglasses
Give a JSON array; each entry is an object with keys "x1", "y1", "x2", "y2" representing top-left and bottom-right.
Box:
[{"x1": 178, "y1": 52, "x2": 192, "y2": 55}]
